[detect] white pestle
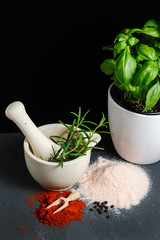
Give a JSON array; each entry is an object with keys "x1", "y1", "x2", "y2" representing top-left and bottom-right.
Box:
[{"x1": 5, "y1": 101, "x2": 60, "y2": 160}]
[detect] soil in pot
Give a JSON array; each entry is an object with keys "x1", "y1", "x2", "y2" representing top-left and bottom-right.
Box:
[{"x1": 111, "y1": 84, "x2": 160, "y2": 114}]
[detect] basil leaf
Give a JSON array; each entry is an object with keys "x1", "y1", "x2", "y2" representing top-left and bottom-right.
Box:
[
  {"x1": 144, "y1": 19, "x2": 160, "y2": 29},
  {"x1": 111, "y1": 74, "x2": 125, "y2": 91},
  {"x1": 157, "y1": 58, "x2": 160, "y2": 68},
  {"x1": 115, "y1": 50, "x2": 137, "y2": 85},
  {"x1": 133, "y1": 61, "x2": 159, "y2": 86},
  {"x1": 136, "y1": 43, "x2": 156, "y2": 61},
  {"x1": 121, "y1": 29, "x2": 130, "y2": 34},
  {"x1": 144, "y1": 80, "x2": 160, "y2": 111},
  {"x1": 114, "y1": 33, "x2": 126, "y2": 43},
  {"x1": 141, "y1": 27, "x2": 160, "y2": 38},
  {"x1": 128, "y1": 37, "x2": 139, "y2": 47},
  {"x1": 114, "y1": 41, "x2": 127, "y2": 55},
  {"x1": 100, "y1": 59, "x2": 115, "y2": 75},
  {"x1": 127, "y1": 28, "x2": 141, "y2": 36},
  {"x1": 141, "y1": 79, "x2": 157, "y2": 101}
]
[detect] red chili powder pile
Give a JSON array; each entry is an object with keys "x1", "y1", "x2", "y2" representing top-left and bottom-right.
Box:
[{"x1": 32, "y1": 190, "x2": 85, "y2": 228}]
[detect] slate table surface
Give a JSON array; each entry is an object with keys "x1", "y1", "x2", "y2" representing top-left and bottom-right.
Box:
[{"x1": 0, "y1": 132, "x2": 160, "y2": 240}]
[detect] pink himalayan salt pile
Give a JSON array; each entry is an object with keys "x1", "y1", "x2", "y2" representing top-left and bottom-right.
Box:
[{"x1": 78, "y1": 157, "x2": 150, "y2": 209}]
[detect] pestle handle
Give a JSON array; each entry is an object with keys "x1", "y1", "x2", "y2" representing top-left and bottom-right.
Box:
[{"x1": 5, "y1": 101, "x2": 60, "y2": 160}]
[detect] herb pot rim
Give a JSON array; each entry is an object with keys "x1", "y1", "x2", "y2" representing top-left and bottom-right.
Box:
[{"x1": 109, "y1": 83, "x2": 160, "y2": 117}]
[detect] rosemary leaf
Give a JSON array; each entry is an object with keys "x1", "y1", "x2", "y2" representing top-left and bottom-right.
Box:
[{"x1": 47, "y1": 108, "x2": 111, "y2": 167}]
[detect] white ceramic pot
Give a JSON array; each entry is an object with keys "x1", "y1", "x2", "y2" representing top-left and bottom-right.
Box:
[
  {"x1": 108, "y1": 83, "x2": 160, "y2": 164},
  {"x1": 24, "y1": 123, "x2": 101, "y2": 190}
]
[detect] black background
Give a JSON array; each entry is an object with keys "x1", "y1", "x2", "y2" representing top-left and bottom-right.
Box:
[{"x1": 1, "y1": 2, "x2": 159, "y2": 132}]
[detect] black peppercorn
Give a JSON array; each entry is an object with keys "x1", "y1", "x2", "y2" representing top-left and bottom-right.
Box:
[
  {"x1": 101, "y1": 203, "x2": 106, "y2": 207},
  {"x1": 88, "y1": 200, "x2": 113, "y2": 219},
  {"x1": 98, "y1": 210, "x2": 102, "y2": 214}
]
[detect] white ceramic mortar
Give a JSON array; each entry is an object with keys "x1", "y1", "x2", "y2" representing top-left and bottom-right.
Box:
[{"x1": 24, "y1": 123, "x2": 101, "y2": 190}]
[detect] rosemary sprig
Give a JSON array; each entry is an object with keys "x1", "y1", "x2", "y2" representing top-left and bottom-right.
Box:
[{"x1": 48, "y1": 107, "x2": 111, "y2": 167}]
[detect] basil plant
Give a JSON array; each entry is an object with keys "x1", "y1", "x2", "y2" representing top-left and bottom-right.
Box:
[{"x1": 100, "y1": 19, "x2": 160, "y2": 112}]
